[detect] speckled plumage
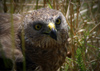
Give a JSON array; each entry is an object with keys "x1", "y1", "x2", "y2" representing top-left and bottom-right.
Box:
[{"x1": 0, "y1": 8, "x2": 69, "y2": 71}]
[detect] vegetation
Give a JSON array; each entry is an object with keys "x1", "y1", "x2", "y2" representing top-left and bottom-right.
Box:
[{"x1": 0, "y1": 0, "x2": 100, "y2": 71}]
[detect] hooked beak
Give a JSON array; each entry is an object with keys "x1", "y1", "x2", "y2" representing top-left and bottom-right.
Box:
[
  {"x1": 49, "y1": 28, "x2": 57, "y2": 40},
  {"x1": 43, "y1": 22, "x2": 57, "y2": 40}
]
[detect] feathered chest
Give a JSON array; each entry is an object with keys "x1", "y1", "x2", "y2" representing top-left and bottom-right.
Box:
[{"x1": 24, "y1": 41, "x2": 67, "y2": 71}]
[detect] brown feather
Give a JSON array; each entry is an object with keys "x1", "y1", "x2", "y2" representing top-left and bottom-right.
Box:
[
  {"x1": 0, "y1": 13, "x2": 23, "y2": 62},
  {"x1": 0, "y1": 8, "x2": 69, "y2": 71}
]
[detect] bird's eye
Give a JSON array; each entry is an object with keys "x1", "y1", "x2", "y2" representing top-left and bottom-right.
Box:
[
  {"x1": 34, "y1": 24, "x2": 42, "y2": 30},
  {"x1": 55, "y1": 18, "x2": 61, "y2": 25}
]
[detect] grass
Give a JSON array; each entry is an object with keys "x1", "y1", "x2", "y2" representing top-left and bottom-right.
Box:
[{"x1": 0, "y1": 0, "x2": 100, "y2": 71}]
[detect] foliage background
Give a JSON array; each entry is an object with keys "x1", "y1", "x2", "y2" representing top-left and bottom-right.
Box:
[{"x1": 0, "y1": 0, "x2": 100, "y2": 71}]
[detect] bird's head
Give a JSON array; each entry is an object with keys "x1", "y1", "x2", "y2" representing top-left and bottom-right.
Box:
[{"x1": 22, "y1": 8, "x2": 69, "y2": 47}]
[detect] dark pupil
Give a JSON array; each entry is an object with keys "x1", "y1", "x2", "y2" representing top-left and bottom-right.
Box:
[
  {"x1": 37, "y1": 25, "x2": 40, "y2": 28},
  {"x1": 56, "y1": 19, "x2": 59, "y2": 22}
]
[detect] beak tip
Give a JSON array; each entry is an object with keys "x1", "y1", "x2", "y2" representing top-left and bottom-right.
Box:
[
  {"x1": 49, "y1": 28, "x2": 57, "y2": 41},
  {"x1": 55, "y1": 38, "x2": 57, "y2": 41},
  {"x1": 51, "y1": 36, "x2": 57, "y2": 41}
]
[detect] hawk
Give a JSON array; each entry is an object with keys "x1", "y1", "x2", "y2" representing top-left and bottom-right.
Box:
[{"x1": 0, "y1": 8, "x2": 69, "y2": 71}]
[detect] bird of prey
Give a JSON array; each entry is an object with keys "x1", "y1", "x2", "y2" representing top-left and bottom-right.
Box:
[{"x1": 0, "y1": 8, "x2": 69, "y2": 71}]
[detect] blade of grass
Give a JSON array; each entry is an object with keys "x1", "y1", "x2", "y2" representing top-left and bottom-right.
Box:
[
  {"x1": 10, "y1": 0, "x2": 15, "y2": 70},
  {"x1": 47, "y1": 0, "x2": 53, "y2": 9}
]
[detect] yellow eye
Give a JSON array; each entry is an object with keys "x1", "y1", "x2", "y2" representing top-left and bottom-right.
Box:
[
  {"x1": 56, "y1": 18, "x2": 61, "y2": 25},
  {"x1": 34, "y1": 24, "x2": 42, "y2": 30}
]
